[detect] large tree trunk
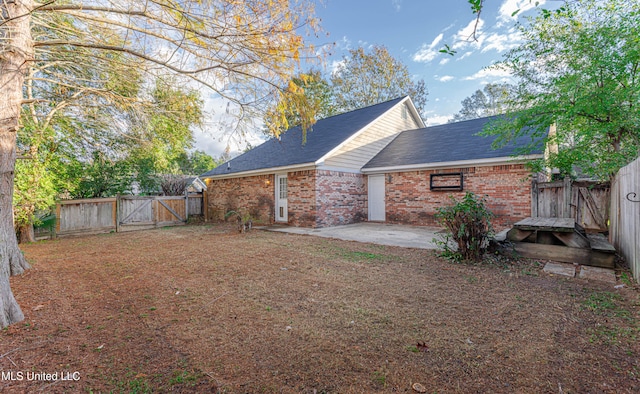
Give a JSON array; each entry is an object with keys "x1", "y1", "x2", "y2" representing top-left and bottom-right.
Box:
[
  {"x1": 18, "y1": 224, "x2": 35, "y2": 244},
  {"x1": 0, "y1": 0, "x2": 33, "y2": 327}
]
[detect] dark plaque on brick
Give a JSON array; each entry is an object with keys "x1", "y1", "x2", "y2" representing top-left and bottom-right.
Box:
[{"x1": 430, "y1": 173, "x2": 463, "y2": 191}]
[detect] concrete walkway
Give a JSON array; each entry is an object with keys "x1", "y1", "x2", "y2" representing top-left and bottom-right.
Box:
[{"x1": 261, "y1": 222, "x2": 442, "y2": 249}]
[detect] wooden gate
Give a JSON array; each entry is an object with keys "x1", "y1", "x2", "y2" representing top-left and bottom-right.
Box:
[
  {"x1": 531, "y1": 178, "x2": 610, "y2": 233},
  {"x1": 117, "y1": 195, "x2": 187, "y2": 232}
]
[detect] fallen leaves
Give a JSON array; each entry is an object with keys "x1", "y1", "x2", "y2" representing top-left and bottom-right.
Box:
[{"x1": 416, "y1": 341, "x2": 429, "y2": 352}]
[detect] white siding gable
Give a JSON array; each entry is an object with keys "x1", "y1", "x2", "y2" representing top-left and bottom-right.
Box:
[{"x1": 320, "y1": 102, "x2": 422, "y2": 171}]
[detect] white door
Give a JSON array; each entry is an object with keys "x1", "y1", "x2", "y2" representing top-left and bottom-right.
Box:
[
  {"x1": 275, "y1": 174, "x2": 288, "y2": 222},
  {"x1": 368, "y1": 174, "x2": 385, "y2": 221}
]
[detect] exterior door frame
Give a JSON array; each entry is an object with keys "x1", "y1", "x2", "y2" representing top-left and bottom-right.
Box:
[
  {"x1": 275, "y1": 173, "x2": 288, "y2": 222},
  {"x1": 368, "y1": 174, "x2": 385, "y2": 221}
]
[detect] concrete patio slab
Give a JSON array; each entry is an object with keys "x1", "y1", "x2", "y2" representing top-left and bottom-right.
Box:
[
  {"x1": 543, "y1": 262, "x2": 576, "y2": 278},
  {"x1": 578, "y1": 265, "x2": 617, "y2": 284},
  {"x1": 261, "y1": 222, "x2": 442, "y2": 249}
]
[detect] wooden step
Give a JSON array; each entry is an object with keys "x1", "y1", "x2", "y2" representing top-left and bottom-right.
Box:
[
  {"x1": 506, "y1": 217, "x2": 616, "y2": 269},
  {"x1": 513, "y1": 217, "x2": 586, "y2": 235},
  {"x1": 587, "y1": 233, "x2": 616, "y2": 254},
  {"x1": 512, "y1": 242, "x2": 615, "y2": 268}
]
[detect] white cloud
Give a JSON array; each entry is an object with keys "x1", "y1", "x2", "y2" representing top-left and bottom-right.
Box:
[
  {"x1": 426, "y1": 114, "x2": 451, "y2": 126},
  {"x1": 330, "y1": 59, "x2": 346, "y2": 75},
  {"x1": 480, "y1": 30, "x2": 523, "y2": 53},
  {"x1": 436, "y1": 75, "x2": 454, "y2": 82},
  {"x1": 452, "y1": 18, "x2": 485, "y2": 51},
  {"x1": 195, "y1": 95, "x2": 266, "y2": 157},
  {"x1": 358, "y1": 39, "x2": 372, "y2": 49},
  {"x1": 463, "y1": 66, "x2": 512, "y2": 81},
  {"x1": 412, "y1": 33, "x2": 444, "y2": 63},
  {"x1": 457, "y1": 51, "x2": 474, "y2": 60},
  {"x1": 442, "y1": 23, "x2": 456, "y2": 33},
  {"x1": 498, "y1": 0, "x2": 546, "y2": 22},
  {"x1": 392, "y1": 0, "x2": 402, "y2": 12},
  {"x1": 439, "y1": 57, "x2": 450, "y2": 66},
  {"x1": 336, "y1": 35, "x2": 351, "y2": 50}
]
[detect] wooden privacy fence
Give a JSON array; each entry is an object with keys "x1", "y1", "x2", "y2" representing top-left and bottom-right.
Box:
[
  {"x1": 531, "y1": 178, "x2": 610, "y2": 233},
  {"x1": 610, "y1": 157, "x2": 640, "y2": 283},
  {"x1": 187, "y1": 193, "x2": 204, "y2": 217},
  {"x1": 56, "y1": 197, "x2": 118, "y2": 236},
  {"x1": 118, "y1": 195, "x2": 187, "y2": 232},
  {"x1": 56, "y1": 194, "x2": 204, "y2": 237}
]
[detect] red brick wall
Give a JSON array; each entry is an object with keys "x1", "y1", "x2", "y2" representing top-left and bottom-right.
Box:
[
  {"x1": 208, "y1": 165, "x2": 531, "y2": 230},
  {"x1": 208, "y1": 170, "x2": 367, "y2": 228},
  {"x1": 385, "y1": 164, "x2": 533, "y2": 230},
  {"x1": 315, "y1": 170, "x2": 367, "y2": 227},
  {"x1": 207, "y1": 174, "x2": 274, "y2": 224},
  {"x1": 287, "y1": 170, "x2": 318, "y2": 227}
]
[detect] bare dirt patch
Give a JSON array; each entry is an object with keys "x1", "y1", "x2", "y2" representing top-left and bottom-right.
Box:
[{"x1": 2, "y1": 224, "x2": 639, "y2": 393}]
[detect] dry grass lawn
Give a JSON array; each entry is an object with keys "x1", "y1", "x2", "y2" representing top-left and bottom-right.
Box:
[{"x1": 1, "y1": 224, "x2": 639, "y2": 393}]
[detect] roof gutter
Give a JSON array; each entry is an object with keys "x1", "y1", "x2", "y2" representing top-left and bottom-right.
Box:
[
  {"x1": 202, "y1": 162, "x2": 316, "y2": 180},
  {"x1": 361, "y1": 154, "x2": 543, "y2": 174}
]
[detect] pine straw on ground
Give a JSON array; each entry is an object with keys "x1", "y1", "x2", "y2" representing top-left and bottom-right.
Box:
[{"x1": 1, "y1": 224, "x2": 639, "y2": 393}]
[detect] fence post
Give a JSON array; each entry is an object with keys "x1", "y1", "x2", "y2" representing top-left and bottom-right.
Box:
[
  {"x1": 116, "y1": 195, "x2": 120, "y2": 233},
  {"x1": 563, "y1": 177, "x2": 572, "y2": 218},
  {"x1": 531, "y1": 177, "x2": 539, "y2": 217},
  {"x1": 55, "y1": 203, "x2": 61, "y2": 237},
  {"x1": 185, "y1": 190, "x2": 189, "y2": 222}
]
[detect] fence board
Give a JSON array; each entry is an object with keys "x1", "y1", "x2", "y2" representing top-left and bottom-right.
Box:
[
  {"x1": 118, "y1": 196, "x2": 155, "y2": 232},
  {"x1": 56, "y1": 198, "x2": 117, "y2": 236},
  {"x1": 188, "y1": 193, "x2": 203, "y2": 216},
  {"x1": 610, "y1": 157, "x2": 640, "y2": 283},
  {"x1": 55, "y1": 194, "x2": 204, "y2": 236},
  {"x1": 532, "y1": 178, "x2": 609, "y2": 232},
  {"x1": 156, "y1": 196, "x2": 186, "y2": 224}
]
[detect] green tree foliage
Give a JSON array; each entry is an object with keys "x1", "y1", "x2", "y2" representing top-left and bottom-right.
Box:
[
  {"x1": 176, "y1": 150, "x2": 221, "y2": 176},
  {"x1": 484, "y1": 0, "x2": 640, "y2": 180},
  {"x1": 69, "y1": 152, "x2": 133, "y2": 199},
  {"x1": 1, "y1": 0, "x2": 322, "y2": 326},
  {"x1": 450, "y1": 83, "x2": 516, "y2": 122},
  {"x1": 264, "y1": 70, "x2": 337, "y2": 136},
  {"x1": 331, "y1": 46, "x2": 428, "y2": 115},
  {"x1": 127, "y1": 79, "x2": 204, "y2": 193},
  {"x1": 265, "y1": 47, "x2": 428, "y2": 136},
  {"x1": 12, "y1": 10, "x2": 145, "y2": 242}
]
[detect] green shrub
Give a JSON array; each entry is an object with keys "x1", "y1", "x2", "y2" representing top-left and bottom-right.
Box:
[
  {"x1": 225, "y1": 209, "x2": 253, "y2": 233},
  {"x1": 434, "y1": 192, "x2": 494, "y2": 263}
]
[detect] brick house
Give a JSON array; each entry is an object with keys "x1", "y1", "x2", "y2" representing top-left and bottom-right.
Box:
[
  {"x1": 201, "y1": 96, "x2": 425, "y2": 227},
  {"x1": 201, "y1": 97, "x2": 544, "y2": 229},
  {"x1": 362, "y1": 116, "x2": 544, "y2": 230}
]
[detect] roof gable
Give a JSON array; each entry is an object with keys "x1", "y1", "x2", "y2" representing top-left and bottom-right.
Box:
[
  {"x1": 201, "y1": 96, "x2": 413, "y2": 177},
  {"x1": 363, "y1": 116, "x2": 546, "y2": 170}
]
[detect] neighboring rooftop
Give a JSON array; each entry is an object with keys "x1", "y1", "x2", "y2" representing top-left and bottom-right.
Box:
[
  {"x1": 363, "y1": 116, "x2": 545, "y2": 170},
  {"x1": 201, "y1": 96, "x2": 409, "y2": 177}
]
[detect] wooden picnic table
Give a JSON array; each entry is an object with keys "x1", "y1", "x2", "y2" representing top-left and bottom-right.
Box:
[
  {"x1": 506, "y1": 217, "x2": 615, "y2": 268},
  {"x1": 507, "y1": 217, "x2": 589, "y2": 248}
]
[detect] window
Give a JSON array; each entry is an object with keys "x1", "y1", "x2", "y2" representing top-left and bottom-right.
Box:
[
  {"x1": 430, "y1": 173, "x2": 463, "y2": 191},
  {"x1": 279, "y1": 177, "x2": 287, "y2": 199}
]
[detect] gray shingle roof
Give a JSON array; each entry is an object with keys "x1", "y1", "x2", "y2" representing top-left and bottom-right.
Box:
[
  {"x1": 201, "y1": 97, "x2": 407, "y2": 177},
  {"x1": 363, "y1": 116, "x2": 545, "y2": 170}
]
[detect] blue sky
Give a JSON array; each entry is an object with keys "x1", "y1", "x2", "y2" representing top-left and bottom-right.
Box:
[
  {"x1": 196, "y1": 0, "x2": 550, "y2": 157},
  {"x1": 311, "y1": 0, "x2": 551, "y2": 124}
]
